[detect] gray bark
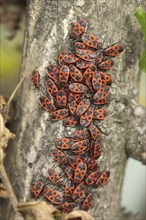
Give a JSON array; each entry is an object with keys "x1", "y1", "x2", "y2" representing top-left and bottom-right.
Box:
[{"x1": 1, "y1": 0, "x2": 146, "y2": 219}]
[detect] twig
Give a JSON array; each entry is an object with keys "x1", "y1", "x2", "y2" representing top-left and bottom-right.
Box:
[
  {"x1": 7, "y1": 75, "x2": 26, "y2": 107},
  {"x1": 1, "y1": 165, "x2": 18, "y2": 212}
]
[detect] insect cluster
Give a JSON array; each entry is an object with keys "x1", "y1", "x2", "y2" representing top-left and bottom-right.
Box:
[{"x1": 31, "y1": 20, "x2": 124, "y2": 213}]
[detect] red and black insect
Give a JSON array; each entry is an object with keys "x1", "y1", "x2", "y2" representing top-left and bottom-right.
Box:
[
  {"x1": 72, "y1": 20, "x2": 87, "y2": 38},
  {"x1": 89, "y1": 123, "x2": 101, "y2": 140},
  {"x1": 92, "y1": 71, "x2": 102, "y2": 90},
  {"x1": 90, "y1": 140, "x2": 102, "y2": 159},
  {"x1": 95, "y1": 51, "x2": 103, "y2": 64},
  {"x1": 52, "y1": 149, "x2": 68, "y2": 164},
  {"x1": 48, "y1": 169, "x2": 63, "y2": 186},
  {"x1": 74, "y1": 162, "x2": 87, "y2": 183},
  {"x1": 63, "y1": 115, "x2": 79, "y2": 127},
  {"x1": 93, "y1": 108, "x2": 108, "y2": 120},
  {"x1": 72, "y1": 182, "x2": 86, "y2": 200},
  {"x1": 63, "y1": 166, "x2": 74, "y2": 180},
  {"x1": 68, "y1": 92, "x2": 83, "y2": 102},
  {"x1": 82, "y1": 33, "x2": 100, "y2": 49},
  {"x1": 84, "y1": 157, "x2": 99, "y2": 170},
  {"x1": 66, "y1": 53, "x2": 79, "y2": 64},
  {"x1": 58, "y1": 50, "x2": 68, "y2": 66},
  {"x1": 38, "y1": 96, "x2": 56, "y2": 112},
  {"x1": 85, "y1": 170, "x2": 99, "y2": 185},
  {"x1": 85, "y1": 77, "x2": 94, "y2": 92},
  {"x1": 69, "y1": 156, "x2": 83, "y2": 169},
  {"x1": 100, "y1": 71, "x2": 112, "y2": 86},
  {"x1": 31, "y1": 68, "x2": 40, "y2": 89},
  {"x1": 103, "y1": 44, "x2": 124, "y2": 57},
  {"x1": 71, "y1": 139, "x2": 90, "y2": 155},
  {"x1": 68, "y1": 101, "x2": 78, "y2": 114},
  {"x1": 46, "y1": 65, "x2": 59, "y2": 82},
  {"x1": 69, "y1": 64, "x2": 83, "y2": 82},
  {"x1": 45, "y1": 79, "x2": 58, "y2": 95},
  {"x1": 76, "y1": 48, "x2": 97, "y2": 61},
  {"x1": 74, "y1": 42, "x2": 87, "y2": 49},
  {"x1": 76, "y1": 59, "x2": 95, "y2": 69},
  {"x1": 93, "y1": 84, "x2": 110, "y2": 101},
  {"x1": 69, "y1": 82, "x2": 88, "y2": 93},
  {"x1": 98, "y1": 59, "x2": 114, "y2": 70},
  {"x1": 70, "y1": 129, "x2": 90, "y2": 142},
  {"x1": 93, "y1": 93, "x2": 111, "y2": 105},
  {"x1": 56, "y1": 137, "x2": 73, "y2": 150},
  {"x1": 80, "y1": 106, "x2": 94, "y2": 127},
  {"x1": 81, "y1": 193, "x2": 93, "y2": 211},
  {"x1": 58, "y1": 202, "x2": 75, "y2": 213},
  {"x1": 59, "y1": 65, "x2": 70, "y2": 84},
  {"x1": 31, "y1": 180, "x2": 44, "y2": 198},
  {"x1": 50, "y1": 109, "x2": 69, "y2": 121},
  {"x1": 43, "y1": 188, "x2": 63, "y2": 204},
  {"x1": 64, "y1": 180, "x2": 75, "y2": 198},
  {"x1": 83, "y1": 65, "x2": 97, "y2": 80},
  {"x1": 56, "y1": 90, "x2": 67, "y2": 108},
  {"x1": 95, "y1": 170, "x2": 110, "y2": 187},
  {"x1": 76, "y1": 98, "x2": 90, "y2": 116}
]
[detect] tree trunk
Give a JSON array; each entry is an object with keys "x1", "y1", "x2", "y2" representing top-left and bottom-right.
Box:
[{"x1": 1, "y1": 0, "x2": 146, "y2": 219}]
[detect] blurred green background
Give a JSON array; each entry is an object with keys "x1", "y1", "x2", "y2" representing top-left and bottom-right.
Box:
[{"x1": 0, "y1": 2, "x2": 145, "y2": 219}]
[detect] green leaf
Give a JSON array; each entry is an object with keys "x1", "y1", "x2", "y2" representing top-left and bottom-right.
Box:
[
  {"x1": 134, "y1": 7, "x2": 146, "y2": 41},
  {"x1": 139, "y1": 50, "x2": 146, "y2": 73}
]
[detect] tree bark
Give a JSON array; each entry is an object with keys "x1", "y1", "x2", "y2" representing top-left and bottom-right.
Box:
[{"x1": 1, "y1": 0, "x2": 146, "y2": 219}]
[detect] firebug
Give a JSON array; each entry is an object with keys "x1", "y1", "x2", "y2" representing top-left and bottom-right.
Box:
[
  {"x1": 69, "y1": 156, "x2": 83, "y2": 169},
  {"x1": 68, "y1": 101, "x2": 78, "y2": 114},
  {"x1": 74, "y1": 162, "x2": 87, "y2": 183},
  {"x1": 45, "y1": 79, "x2": 58, "y2": 95},
  {"x1": 72, "y1": 182, "x2": 86, "y2": 200},
  {"x1": 82, "y1": 33, "x2": 100, "y2": 49},
  {"x1": 69, "y1": 82, "x2": 88, "y2": 93},
  {"x1": 56, "y1": 137, "x2": 73, "y2": 150},
  {"x1": 70, "y1": 129, "x2": 90, "y2": 141},
  {"x1": 103, "y1": 44, "x2": 124, "y2": 57},
  {"x1": 58, "y1": 202, "x2": 75, "y2": 213},
  {"x1": 98, "y1": 59, "x2": 114, "y2": 70},
  {"x1": 85, "y1": 170, "x2": 99, "y2": 185},
  {"x1": 31, "y1": 68, "x2": 40, "y2": 89},
  {"x1": 76, "y1": 98, "x2": 90, "y2": 116},
  {"x1": 71, "y1": 20, "x2": 87, "y2": 38},
  {"x1": 95, "y1": 170, "x2": 110, "y2": 187},
  {"x1": 66, "y1": 53, "x2": 79, "y2": 64},
  {"x1": 69, "y1": 64, "x2": 83, "y2": 82},
  {"x1": 58, "y1": 50, "x2": 68, "y2": 66},
  {"x1": 48, "y1": 169, "x2": 63, "y2": 186},
  {"x1": 31, "y1": 180, "x2": 44, "y2": 198},
  {"x1": 50, "y1": 109, "x2": 69, "y2": 121},
  {"x1": 38, "y1": 96, "x2": 56, "y2": 112},
  {"x1": 64, "y1": 181, "x2": 75, "y2": 198},
  {"x1": 59, "y1": 65, "x2": 70, "y2": 84},
  {"x1": 52, "y1": 149, "x2": 68, "y2": 164},
  {"x1": 63, "y1": 166, "x2": 74, "y2": 180},
  {"x1": 81, "y1": 193, "x2": 93, "y2": 211},
  {"x1": 80, "y1": 106, "x2": 94, "y2": 127},
  {"x1": 46, "y1": 65, "x2": 59, "y2": 82},
  {"x1": 89, "y1": 123, "x2": 101, "y2": 140},
  {"x1": 63, "y1": 115, "x2": 79, "y2": 127},
  {"x1": 76, "y1": 48, "x2": 97, "y2": 61},
  {"x1": 56, "y1": 90, "x2": 67, "y2": 108},
  {"x1": 83, "y1": 65, "x2": 97, "y2": 80},
  {"x1": 43, "y1": 188, "x2": 63, "y2": 204},
  {"x1": 93, "y1": 108, "x2": 108, "y2": 120}
]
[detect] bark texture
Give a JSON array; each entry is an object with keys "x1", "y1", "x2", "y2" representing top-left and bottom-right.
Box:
[{"x1": 1, "y1": 0, "x2": 146, "y2": 219}]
